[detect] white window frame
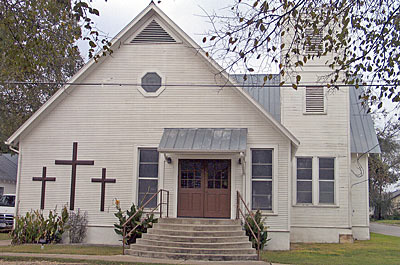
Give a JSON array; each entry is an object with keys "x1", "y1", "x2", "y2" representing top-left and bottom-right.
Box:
[
  {"x1": 247, "y1": 144, "x2": 278, "y2": 215},
  {"x1": 293, "y1": 156, "x2": 338, "y2": 207},
  {"x1": 295, "y1": 157, "x2": 313, "y2": 205},
  {"x1": 133, "y1": 146, "x2": 161, "y2": 208},
  {"x1": 317, "y1": 157, "x2": 336, "y2": 205},
  {"x1": 137, "y1": 71, "x2": 166, "y2": 97},
  {"x1": 303, "y1": 86, "x2": 327, "y2": 115}
]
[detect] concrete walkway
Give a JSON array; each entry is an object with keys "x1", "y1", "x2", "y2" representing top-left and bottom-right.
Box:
[
  {"x1": 370, "y1": 222, "x2": 400, "y2": 237},
  {"x1": 0, "y1": 252, "x2": 276, "y2": 265},
  {"x1": 0, "y1": 240, "x2": 11, "y2": 246}
]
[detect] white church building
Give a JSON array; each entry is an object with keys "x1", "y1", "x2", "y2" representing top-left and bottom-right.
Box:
[{"x1": 6, "y1": 3, "x2": 379, "y2": 251}]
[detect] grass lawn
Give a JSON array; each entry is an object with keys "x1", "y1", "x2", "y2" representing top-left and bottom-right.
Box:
[
  {"x1": 263, "y1": 233, "x2": 400, "y2": 265},
  {"x1": 374, "y1": 220, "x2": 400, "y2": 226},
  {"x1": 0, "y1": 232, "x2": 11, "y2": 240},
  {"x1": 0, "y1": 244, "x2": 121, "y2": 255}
]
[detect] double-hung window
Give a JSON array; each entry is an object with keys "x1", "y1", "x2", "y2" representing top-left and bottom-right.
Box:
[
  {"x1": 319, "y1": 158, "x2": 335, "y2": 204},
  {"x1": 138, "y1": 148, "x2": 159, "y2": 208},
  {"x1": 296, "y1": 157, "x2": 312, "y2": 204},
  {"x1": 251, "y1": 149, "x2": 273, "y2": 210}
]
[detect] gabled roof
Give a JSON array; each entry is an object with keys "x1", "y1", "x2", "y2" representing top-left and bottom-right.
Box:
[
  {"x1": 392, "y1": 190, "x2": 400, "y2": 199},
  {"x1": 6, "y1": 2, "x2": 299, "y2": 147},
  {"x1": 0, "y1": 154, "x2": 18, "y2": 182}
]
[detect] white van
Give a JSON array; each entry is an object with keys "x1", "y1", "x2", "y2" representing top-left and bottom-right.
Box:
[{"x1": 0, "y1": 194, "x2": 16, "y2": 229}]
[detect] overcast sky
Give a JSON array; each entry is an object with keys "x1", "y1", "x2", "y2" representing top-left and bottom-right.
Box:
[{"x1": 79, "y1": 0, "x2": 232, "y2": 59}]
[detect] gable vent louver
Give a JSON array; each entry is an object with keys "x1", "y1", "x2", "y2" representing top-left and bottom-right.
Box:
[
  {"x1": 305, "y1": 27, "x2": 323, "y2": 54},
  {"x1": 305, "y1": 87, "x2": 325, "y2": 113},
  {"x1": 131, "y1": 20, "x2": 176, "y2": 44}
]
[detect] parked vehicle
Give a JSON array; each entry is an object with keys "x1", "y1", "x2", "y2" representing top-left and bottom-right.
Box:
[{"x1": 0, "y1": 194, "x2": 15, "y2": 229}]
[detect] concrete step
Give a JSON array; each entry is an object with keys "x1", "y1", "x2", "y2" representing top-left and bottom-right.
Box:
[
  {"x1": 131, "y1": 244, "x2": 256, "y2": 255},
  {"x1": 158, "y1": 218, "x2": 240, "y2": 225},
  {"x1": 136, "y1": 238, "x2": 252, "y2": 249},
  {"x1": 153, "y1": 223, "x2": 242, "y2": 232},
  {"x1": 147, "y1": 228, "x2": 245, "y2": 237},
  {"x1": 125, "y1": 249, "x2": 258, "y2": 261},
  {"x1": 127, "y1": 218, "x2": 256, "y2": 261},
  {"x1": 141, "y1": 233, "x2": 250, "y2": 243}
]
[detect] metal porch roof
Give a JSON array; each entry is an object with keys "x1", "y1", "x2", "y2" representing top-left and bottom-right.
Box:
[{"x1": 158, "y1": 128, "x2": 247, "y2": 153}]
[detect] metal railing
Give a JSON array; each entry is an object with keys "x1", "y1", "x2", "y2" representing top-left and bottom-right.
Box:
[
  {"x1": 236, "y1": 191, "x2": 261, "y2": 260},
  {"x1": 122, "y1": 189, "x2": 169, "y2": 255}
]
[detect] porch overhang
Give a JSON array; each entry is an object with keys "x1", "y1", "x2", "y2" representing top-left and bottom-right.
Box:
[{"x1": 158, "y1": 128, "x2": 247, "y2": 154}]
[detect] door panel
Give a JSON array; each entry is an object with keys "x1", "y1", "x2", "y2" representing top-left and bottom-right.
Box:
[
  {"x1": 178, "y1": 159, "x2": 231, "y2": 218},
  {"x1": 204, "y1": 160, "x2": 230, "y2": 218},
  {"x1": 177, "y1": 160, "x2": 203, "y2": 217}
]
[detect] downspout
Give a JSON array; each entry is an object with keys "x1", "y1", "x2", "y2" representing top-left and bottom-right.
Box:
[{"x1": 9, "y1": 146, "x2": 19, "y2": 154}]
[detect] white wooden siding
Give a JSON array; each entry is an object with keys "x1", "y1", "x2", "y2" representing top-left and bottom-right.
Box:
[
  {"x1": 350, "y1": 154, "x2": 369, "y2": 227},
  {"x1": 17, "y1": 42, "x2": 290, "y2": 231},
  {"x1": 283, "y1": 72, "x2": 351, "y2": 228}
]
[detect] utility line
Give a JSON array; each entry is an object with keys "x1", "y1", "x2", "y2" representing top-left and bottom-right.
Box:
[{"x1": 0, "y1": 81, "x2": 399, "y2": 88}]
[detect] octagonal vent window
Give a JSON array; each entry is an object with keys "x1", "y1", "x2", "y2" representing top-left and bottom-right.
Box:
[{"x1": 141, "y1": 72, "x2": 162, "y2": 93}]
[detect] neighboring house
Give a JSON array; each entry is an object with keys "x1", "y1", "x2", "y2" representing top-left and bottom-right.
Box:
[
  {"x1": 0, "y1": 154, "x2": 17, "y2": 195},
  {"x1": 391, "y1": 190, "x2": 400, "y2": 211},
  {"x1": 5, "y1": 3, "x2": 380, "y2": 250}
]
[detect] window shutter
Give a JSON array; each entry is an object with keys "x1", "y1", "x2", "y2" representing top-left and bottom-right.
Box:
[
  {"x1": 131, "y1": 20, "x2": 176, "y2": 44},
  {"x1": 305, "y1": 27, "x2": 323, "y2": 53},
  {"x1": 305, "y1": 87, "x2": 325, "y2": 113}
]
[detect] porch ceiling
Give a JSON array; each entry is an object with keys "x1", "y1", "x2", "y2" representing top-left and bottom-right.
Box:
[{"x1": 158, "y1": 128, "x2": 247, "y2": 153}]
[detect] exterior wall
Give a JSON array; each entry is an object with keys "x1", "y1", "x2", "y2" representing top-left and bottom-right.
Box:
[
  {"x1": 282, "y1": 63, "x2": 352, "y2": 241},
  {"x1": 17, "y1": 37, "x2": 290, "y2": 247},
  {"x1": 0, "y1": 180, "x2": 16, "y2": 194},
  {"x1": 393, "y1": 195, "x2": 400, "y2": 210},
  {"x1": 350, "y1": 154, "x2": 370, "y2": 240},
  {"x1": 291, "y1": 227, "x2": 352, "y2": 243}
]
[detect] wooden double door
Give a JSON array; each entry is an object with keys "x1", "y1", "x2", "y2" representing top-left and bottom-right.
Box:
[{"x1": 178, "y1": 159, "x2": 231, "y2": 218}]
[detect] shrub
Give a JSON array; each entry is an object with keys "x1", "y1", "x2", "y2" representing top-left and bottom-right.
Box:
[
  {"x1": 113, "y1": 201, "x2": 157, "y2": 244},
  {"x1": 244, "y1": 210, "x2": 270, "y2": 250},
  {"x1": 67, "y1": 209, "x2": 88, "y2": 243},
  {"x1": 11, "y1": 206, "x2": 69, "y2": 245}
]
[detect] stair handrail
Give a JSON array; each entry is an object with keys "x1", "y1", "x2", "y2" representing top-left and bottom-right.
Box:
[
  {"x1": 236, "y1": 190, "x2": 261, "y2": 260},
  {"x1": 122, "y1": 189, "x2": 169, "y2": 255}
]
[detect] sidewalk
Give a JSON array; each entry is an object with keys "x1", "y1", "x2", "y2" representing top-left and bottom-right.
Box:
[
  {"x1": 0, "y1": 252, "x2": 275, "y2": 265},
  {"x1": 370, "y1": 222, "x2": 400, "y2": 237}
]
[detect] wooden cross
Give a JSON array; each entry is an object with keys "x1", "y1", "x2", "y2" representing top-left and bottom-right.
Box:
[
  {"x1": 55, "y1": 142, "x2": 94, "y2": 210},
  {"x1": 91, "y1": 168, "x2": 116, "y2": 211},
  {"x1": 32, "y1": 167, "x2": 56, "y2": 210}
]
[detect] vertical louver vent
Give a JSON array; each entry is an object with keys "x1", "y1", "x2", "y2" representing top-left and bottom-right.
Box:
[
  {"x1": 305, "y1": 87, "x2": 325, "y2": 113},
  {"x1": 131, "y1": 20, "x2": 176, "y2": 44},
  {"x1": 305, "y1": 27, "x2": 323, "y2": 53}
]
